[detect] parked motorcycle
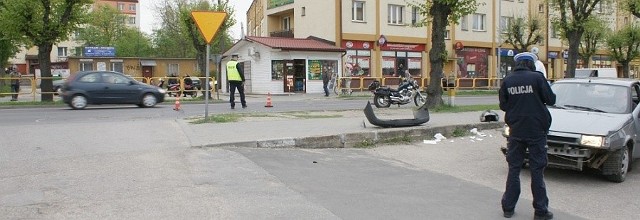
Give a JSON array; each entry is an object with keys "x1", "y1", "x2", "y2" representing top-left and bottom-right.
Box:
[
  {"x1": 167, "y1": 83, "x2": 198, "y2": 98},
  {"x1": 368, "y1": 76, "x2": 427, "y2": 108}
]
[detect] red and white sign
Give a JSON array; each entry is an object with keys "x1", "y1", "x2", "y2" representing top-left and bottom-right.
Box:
[
  {"x1": 380, "y1": 43, "x2": 425, "y2": 52},
  {"x1": 342, "y1": 40, "x2": 374, "y2": 50}
]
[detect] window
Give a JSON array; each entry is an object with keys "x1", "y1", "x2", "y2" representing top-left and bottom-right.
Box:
[
  {"x1": 74, "y1": 47, "x2": 83, "y2": 56},
  {"x1": 117, "y1": 3, "x2": 124, "y2": 11},
  {"x1": 168, "y1": 64, "x2": 179, "y2": 76},
  {"x1": 307, "y1": 60, "x2": 338, "y2": 80},
  {"x1": 500, "y1": 16, "x2": 513, "y2": 33},
  {"x1": 271, "y1": 60, "x2": 284, "y2": 80},
  {"x1": 388, "y1": 5, "x2": 404, "y2": 25},
  {"x1": 382, "y1": 51, "x2": 422, "y2": 77},
  {"x1": 411, "y1": 7, "x2": 420, "y2": 26},
  {"x1": 345, "y1": 50, "x2": 371, "y2": 77},
  {"x1": 78, "y1": 73, "x2": 99, "y2": 83},
  {"x1": 128, "y1": 16, "x2": 136, "y2": 25},
  {"x1": 445, "y1": 30, "x2": 450, "y2": 40},
  {"x1": 352, "y1": 1, "x2": 365, "y2": 22},
  {"x1": 538, "y1": 4, "x2": 545, "y2": 13},
  {"x1": 112, "y1": 62, "x2": 123, "y2": 73},
  {"x1": 472, "y1": 13, "x2": 485, "y2": 31},
  {"x1": 80, "y1": 62, "x2": 93, "y2": 71},
  {"x1": 282, "y1": 17, "x2": 290, "y2": 30},
  {"x1": 301, "y1": 7, "x2": 305, "y2": 16},
  {"x1": 551, "y1": 25, "x2": 558, "y2": 38},
  {"x1": 460, "y1": 15, "x2": 468, "y2": 31},
  {"x1": 57, "y1": 47, "x2": 68, "y2": 57},
  {"x1": 129, "y1": 4, "x2": 136, "y2": 11}
]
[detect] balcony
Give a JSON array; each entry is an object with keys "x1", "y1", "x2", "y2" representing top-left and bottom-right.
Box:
[
  {"x1": 268, "y1": 0, "x2": 294, "y2": 9},
  {"x1": 270, "y1": 29, "x2": 294, "y2": 38}
]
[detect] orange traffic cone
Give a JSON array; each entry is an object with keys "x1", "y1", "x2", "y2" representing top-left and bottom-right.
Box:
[
  {"x1": 173, "y1": 96, "x2": 181, "y2": 111},
  {"x1": 265, "y1": 92, "x2": 273, "y2": 107}
]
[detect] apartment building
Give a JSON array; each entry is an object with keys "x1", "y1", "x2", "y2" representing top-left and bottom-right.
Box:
[
  {"x1": 246, "y1": 0, "x2": 637, "y2": 88},
  {"x1": 8, "y1": 0, "x2": 140, "y2": 76}
]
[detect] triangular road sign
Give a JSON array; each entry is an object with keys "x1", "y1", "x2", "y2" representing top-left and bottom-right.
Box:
[{"x1": 191, "y1": 11, "x2": 227, "y2": 44}]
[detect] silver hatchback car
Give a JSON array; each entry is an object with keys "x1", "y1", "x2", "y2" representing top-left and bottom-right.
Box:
[{"x1": 504, "y1": 78, "x2": 640, "y2": 182}]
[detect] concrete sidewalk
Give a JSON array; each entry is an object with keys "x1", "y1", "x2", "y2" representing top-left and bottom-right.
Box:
[{"x1": 179, "y1": 108, "x2": 505, "y2": 149}]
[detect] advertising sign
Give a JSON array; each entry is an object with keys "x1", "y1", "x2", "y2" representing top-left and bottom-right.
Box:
[{"x1": 84, "y1": 47, "x2": 116, "y2": 57}]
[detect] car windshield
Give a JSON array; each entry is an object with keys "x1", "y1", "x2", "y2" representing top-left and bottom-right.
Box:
[{"x1": 552, "y1": 82, "x2": 630, "y2": 114}]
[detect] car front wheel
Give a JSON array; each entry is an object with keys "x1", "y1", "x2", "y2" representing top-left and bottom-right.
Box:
[
  {"x1": 140, "y1": 93, "x2": 157, "y2": 108},
  {"x1": 70, "y1": 95, "x2": 88, "y2": 110},
  {"x1": 603, "y1": 147, "x2": 630, "y2": 183}
]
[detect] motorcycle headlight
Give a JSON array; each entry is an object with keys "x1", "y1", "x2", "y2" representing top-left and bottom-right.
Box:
[
  {"x1": 158, "y1": 88, "x2": 166, "y2": 94},
  {"x1": 580, "y1": 135, "x2": 604, "y2": 148}
]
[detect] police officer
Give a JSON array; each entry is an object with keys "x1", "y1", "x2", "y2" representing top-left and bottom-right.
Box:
[
  {"x1": 227, "y1": 54, "x2": 246, "y2": 109},
  {"x1": 499, "y1": 52, "x2": 556, "y2": 220}
]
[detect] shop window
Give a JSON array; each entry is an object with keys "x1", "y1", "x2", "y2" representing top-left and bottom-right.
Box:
[
  {"x1": 80, "y1": 62, "x2": 93, "y2": 71},
  {"x1": 346, "y1": 50, "x2": 371, "y2": 77},
  {"x1": 307, "y1": 60, "x2": 338, "y2": 80},
  {"x1": 112, "y1": 62, "x2": 124, "y2": 73},
  {"x1": 472, "y1": 13, "x2": 485, "y2": 31},
  {"x1": 352, "y1": 1, "x2": 365, "y2": 22},
  {"x1": 272, "y1": 60, "x2": 284, "y2": 80},
  {"x1": 382, "y1": 51, "x2": 422, "y2": 77},
  {"x1": 388, "y1": 5, "x2": 404, "y2": 25}
]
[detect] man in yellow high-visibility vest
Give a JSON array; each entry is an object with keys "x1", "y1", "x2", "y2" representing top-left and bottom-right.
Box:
[{"x1": 227, "y1": 54, "x2": 246, "y2": 109}]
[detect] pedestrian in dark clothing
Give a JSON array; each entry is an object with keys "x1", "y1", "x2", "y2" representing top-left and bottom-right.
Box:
[
  {"x1": 9, "y1": 68, "x2": 21, "y2": 101},
  {"x1": 499, "y1": 52, "x2": 556, "y2": 220},
  {"x1": 322, "y1": 67, "x2": 331, "y2": 97},
  {"x1": 227, "y1": 54, "x2": 246, "y2": 109}
]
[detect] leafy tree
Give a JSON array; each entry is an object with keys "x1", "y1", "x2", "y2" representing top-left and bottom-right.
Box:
[
  {"x1": 114, "y1": 28, "x2": 154, "y2": 57},
  {"x1": 549, "y1": 0, "x2": 609, "y2": 78},
  {"x1": 501, "y1": 16, "x2": 544, "y2": 53},
  {"x1": 579, "y1": 17, "x2": 609, "y2": 67},
  {"x1": 76, "y1": 4, "x2": 127, "y2": 46},
  {"x1": 0, "y1": 0, "x2": 92, "y2": 102},
  {"x1": 606, "y1": 24, "x2": 640, "y2": 78},
  {"x1": 411, "y1": 0, "x2": 481, "y2": 108},
  {"x1": 152, "y1": 0, "x2": 196, "y2": 58},
  {"x1": 623, "y1": 0, "x2": 640, "y2": 18}
]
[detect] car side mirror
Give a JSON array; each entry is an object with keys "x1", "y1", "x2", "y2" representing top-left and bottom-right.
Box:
[{"x1": 129, "y1": 80, "x2": 136, "y2": 85}]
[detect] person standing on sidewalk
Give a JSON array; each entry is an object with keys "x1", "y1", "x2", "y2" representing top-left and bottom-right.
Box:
[
  {"x1": 498, "y1": 52, "x2": 556, "y2": 220},
  {"x1": 9, "y1": 67, "x2": 21, "y2": 101},
  {"x1": 322, "y1": 67, "x2": 330, "y2": 97},
  {"x1": 226, "y1": 54, "x2": 246, "y2": 109}
]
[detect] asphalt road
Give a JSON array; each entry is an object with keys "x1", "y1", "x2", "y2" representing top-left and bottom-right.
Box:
[{"x1": 4, "y1": 96, "x2": 639, "y2": 219}]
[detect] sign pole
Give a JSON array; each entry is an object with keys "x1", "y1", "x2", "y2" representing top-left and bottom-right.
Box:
[{"x1": 205, "y1": 43, "x2": 210, "y2": 121}]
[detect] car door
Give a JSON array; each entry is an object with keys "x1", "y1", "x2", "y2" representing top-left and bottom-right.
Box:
[
  {"x1": 100, "y1": 72, "x2": 138, "y2": 103},
  {"x1": 75, "y1": 72, "x2": 105, "y2": 103},
  {"x1": 632, "y1": 83, "x2": 640, "y2": 159}
]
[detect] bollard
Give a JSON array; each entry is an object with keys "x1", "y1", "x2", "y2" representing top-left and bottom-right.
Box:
[{"x1": 448, "y1": 88, "x2": 456, "y2": 106}]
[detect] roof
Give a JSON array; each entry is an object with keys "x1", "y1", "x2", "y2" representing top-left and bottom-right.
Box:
[{"x1": 246, "y1": 36, "x2": 345, "y2": 52}]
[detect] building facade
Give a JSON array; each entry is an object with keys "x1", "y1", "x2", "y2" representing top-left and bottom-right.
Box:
[
  {"x1": 246, "y1": 0, "x2": 640, "y2": 86},
  {"x1": 8, "y1": 0, "x2": 140, "y2": 76}
]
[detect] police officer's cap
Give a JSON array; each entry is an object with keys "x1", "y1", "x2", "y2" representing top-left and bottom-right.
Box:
[
  {"x1": 231, "y1": 53, "x2": 239, "y2": 58},
  {"x1": 514, "y1": 52, "x2": 537, "y2": 62}
]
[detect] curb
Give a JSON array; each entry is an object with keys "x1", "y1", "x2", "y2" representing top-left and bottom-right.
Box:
[{"x1": 195, "y1": 122, "x2": 505, "y2": 149}]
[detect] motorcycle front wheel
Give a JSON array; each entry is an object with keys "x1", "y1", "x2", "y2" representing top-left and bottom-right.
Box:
[
  {"x1": 374, "y1": 94, "x2": 391, "y2": 108},
  {"x1": 414, "y1": 92, "x2": 427, "y2": 106}
]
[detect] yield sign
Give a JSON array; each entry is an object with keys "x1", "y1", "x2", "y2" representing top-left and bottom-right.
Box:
[{"x1": 191, "y1": 11, "x2": 227, "y2": 44}]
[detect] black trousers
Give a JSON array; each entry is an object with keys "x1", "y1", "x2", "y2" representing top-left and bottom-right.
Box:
[
  {"x1": 229, "y1": 81, "x2": 246, "y2": 107},
  {"x1": 10, "y1": 84, "x2": 20, "y2": 100}
]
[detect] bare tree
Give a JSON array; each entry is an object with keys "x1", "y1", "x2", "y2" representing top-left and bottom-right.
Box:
[{"x1": 501, "y1": 16, "x2": 545, "y2": 53}]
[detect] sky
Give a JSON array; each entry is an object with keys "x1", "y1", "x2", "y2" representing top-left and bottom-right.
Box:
[{"x1": 139, "y1": 0, "x2": 251, "y2": 40}]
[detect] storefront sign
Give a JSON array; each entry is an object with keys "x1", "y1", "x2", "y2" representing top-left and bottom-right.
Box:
[
  {"x1": 454, "y1": 42, "x2": 464, "y2": 50},
  {"x1": 84, "y1": 47, "x2": 115, "y2": 57},
  {"x1": 548, "y1": 51, "x2": 559, "y2": 59},
  {"x1": 380, "y1": 43, "x2": 425, "y2": 52},
  {"x1": 497, "y1": 48, "x2": 517, "y2": 56},
  {"x1": 378, "y1": 35, "x2": 387, "y2": 46},
  {"x1": 342, "y1": 40, "x2": 374, "y2": 50}
]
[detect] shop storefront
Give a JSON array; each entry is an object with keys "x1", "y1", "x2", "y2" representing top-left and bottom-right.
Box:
[
  {"x1": 342, "y1": 40, "x2": 372, "y2": 77},
  {"x1": 456, "y1": 47, "x2": 490, "y2": 87}
]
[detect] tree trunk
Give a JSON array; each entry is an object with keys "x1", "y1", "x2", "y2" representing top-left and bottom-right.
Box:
[
  {"x1": 565, "y1": 31, "x2": 583, "y2": 78},
  {"x1": 38, "y1": 44, "x2": 54, "y2": 102},
  {"x1": 621, "y1": 62, "x2": 630, "y2": 78},
  {"x1": 196, "y1": 46, "x2": 206, "y2": 76},
  {"x1": 425, "y1": 3, "x2": 450, "y2": 108}
]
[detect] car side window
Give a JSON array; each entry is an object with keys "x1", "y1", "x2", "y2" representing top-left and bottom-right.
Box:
[
  {"x1": 77, "y1": 73, "x2": 100, "y2": 83},
  {"x1": 633, "y1": 84, "x2": 640, "y2": 106},
  {"x1": 111, "y1": 74, "x2": 130, "y2": 84}
]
